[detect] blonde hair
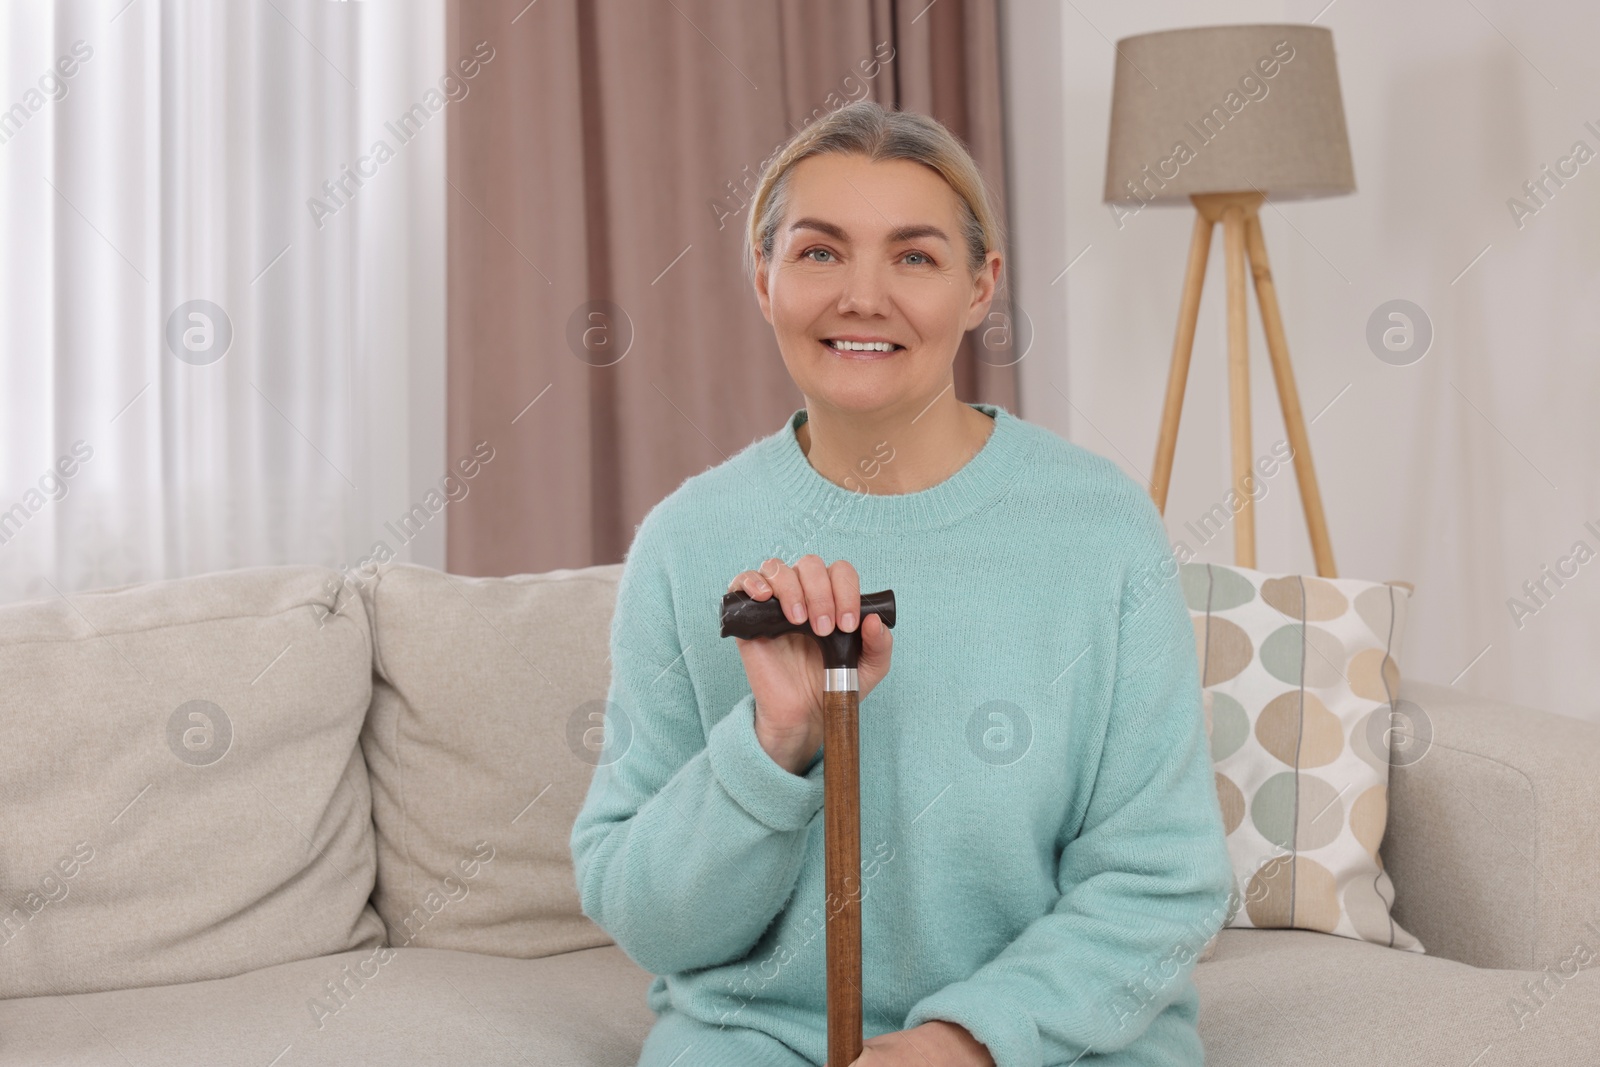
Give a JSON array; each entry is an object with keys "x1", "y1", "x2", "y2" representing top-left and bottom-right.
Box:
[{"x1": 743, "y1": 100, "x2": 1004, "y2": 286}]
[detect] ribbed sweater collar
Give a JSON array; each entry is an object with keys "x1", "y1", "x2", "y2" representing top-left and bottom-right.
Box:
[{"x1": 757, "y1": 402, "x2": 1038, "y2": 534}]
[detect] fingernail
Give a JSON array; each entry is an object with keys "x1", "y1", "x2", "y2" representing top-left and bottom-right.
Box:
[
  {"x1": 816, "y1": 614, "x2": 832, "y2": 635},
  {"x1": 788, "y1": 601, "x2": 806, "y2": 623},
  {"x1": 840, "y1": 612, "x2": 856, "y2": 631}
]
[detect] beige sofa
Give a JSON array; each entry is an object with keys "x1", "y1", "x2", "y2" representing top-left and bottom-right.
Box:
[{"x1": 2, "y1": 561, "x2": 1597, "y2": 1066}]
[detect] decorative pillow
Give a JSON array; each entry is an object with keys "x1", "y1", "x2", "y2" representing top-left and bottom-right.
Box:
[
  {"x1": 0, "y1": 565, "x2": 385, "y2": 998},
  {"x1": 360, "y1": 562, "x2": 621, "y2": 959},
  {"x1": 1182, "y1": 561, "x2": 1424, "y2": 961}
]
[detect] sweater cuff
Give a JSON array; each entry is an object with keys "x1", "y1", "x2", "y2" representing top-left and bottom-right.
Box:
[
  {"x1": 706, "y1": 693, "x2": 825, "y2": 833},
  {"x1": 903, "y1": 989, "x2": 1036, "y2": 1067}
]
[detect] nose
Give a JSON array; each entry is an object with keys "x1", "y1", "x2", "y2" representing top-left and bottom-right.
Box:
[{"x1": 836, "y1": 260, "x2": 891, "y2": 317}]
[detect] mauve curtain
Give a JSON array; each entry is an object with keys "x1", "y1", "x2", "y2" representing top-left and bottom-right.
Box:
[{"x1": 445, "y1": 0, "x2": 1017, "y2": 576}]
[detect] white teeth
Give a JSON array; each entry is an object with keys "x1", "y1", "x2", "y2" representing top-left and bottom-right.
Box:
[{"x1": 827, "y1": 339, "x2": 899, "y2": 351}]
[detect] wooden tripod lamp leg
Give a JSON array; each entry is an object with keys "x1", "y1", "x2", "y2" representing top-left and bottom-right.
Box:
[
  {"x1": 1243, "y1": 210, "x2": 1338, "y2": 578},
  {"x1": 1161, "y1": 192, "x2": 1335, "y2": 575},
  {"x1": 1220, "y1": 203, "x2": 1256, "y2": 569},
  {"x1": 1150, "y1": 211, "x2": 1215, "y2": 515}
]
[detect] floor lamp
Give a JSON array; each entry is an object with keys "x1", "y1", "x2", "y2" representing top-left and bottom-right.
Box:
[{"x1": 1103, "y1": 24, "x2": 1355, "y2": 578}]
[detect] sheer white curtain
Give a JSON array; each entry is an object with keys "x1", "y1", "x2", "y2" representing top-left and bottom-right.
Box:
[{"x1": 0, "y1": 0, "x2": 445, "y2": 605}]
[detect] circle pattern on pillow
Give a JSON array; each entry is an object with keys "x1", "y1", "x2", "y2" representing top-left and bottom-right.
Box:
[{"x1": 1208, "y1": 690, "x2": 1251, "y2": 761}]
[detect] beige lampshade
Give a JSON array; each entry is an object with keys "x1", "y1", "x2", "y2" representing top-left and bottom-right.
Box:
[{"x1": 1103, "y1": 24, "x2": 1355, "y2": 208}]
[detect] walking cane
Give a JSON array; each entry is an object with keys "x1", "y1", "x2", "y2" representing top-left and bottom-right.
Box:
[{"x1": 720, "y1": 586, "x2": 898, "y2": 1067}]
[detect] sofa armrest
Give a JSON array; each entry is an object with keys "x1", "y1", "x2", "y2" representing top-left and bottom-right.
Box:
[{"x1": 1382, "y1": 678, "x2": 1600, "y2": 970}]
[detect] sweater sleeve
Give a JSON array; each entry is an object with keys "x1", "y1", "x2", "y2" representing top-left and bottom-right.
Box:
[
  {"x1": 902, "y1": 497, "x2": 1235, "y2": 1066},
  {"x1": 568, "y1": 512, "x2": 828, "y2": 978}
]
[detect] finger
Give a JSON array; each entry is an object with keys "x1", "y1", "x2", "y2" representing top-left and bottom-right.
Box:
[
  {"x1": 828, "y1": 559, "x2": 860, "y2": 632},
  {"x1": 760, "y1": 557, "x2": 806, "y2": 625},
  {"x1": 860, "y1": 611, "x2": 893, "y2": 661},
  {"x1": 727, "y1": 569, "x2": 773, "y2": 599},
  {"x1": 793, "y1": 554, "x2": 835, "y2": 635}
]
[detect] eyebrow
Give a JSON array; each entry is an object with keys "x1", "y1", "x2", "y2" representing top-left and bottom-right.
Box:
[{"x1": 787, "y1": 217, "x2": 952, "y2": 246}]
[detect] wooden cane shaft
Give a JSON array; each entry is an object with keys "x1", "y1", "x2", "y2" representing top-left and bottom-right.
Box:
[{"x1": 823, "y1": 686, "x2": 862, "y2": 1067}]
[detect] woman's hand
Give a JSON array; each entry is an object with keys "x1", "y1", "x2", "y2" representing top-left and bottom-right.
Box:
[
  {"x1": 822, "y1": 1020, "x2": 996, "y2": 1066},
  {"x1": 725, "y1": 554, "x2": 894, "y2": 776}
]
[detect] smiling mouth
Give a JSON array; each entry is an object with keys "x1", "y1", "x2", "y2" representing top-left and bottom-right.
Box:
[{"x1": 821, "y1": 339, "x2": 905, "y2": 357}]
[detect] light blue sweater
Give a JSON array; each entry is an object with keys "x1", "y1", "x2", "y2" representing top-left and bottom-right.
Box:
[{"x1": 570, "y1": 402, "x2": 1235, "y2": 1067}]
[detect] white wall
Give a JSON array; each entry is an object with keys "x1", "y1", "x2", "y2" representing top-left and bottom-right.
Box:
[{"x1": 1002, "y1": 0, "x2": 1600, "y2": 722}]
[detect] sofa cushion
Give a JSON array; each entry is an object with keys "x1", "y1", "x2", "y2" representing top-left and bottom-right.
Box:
[
  {"x1": 360, "y1": 562, "x2": 621, "y2": 959},
  {"x1": 0, "y1": 943, "x2": 657, "y2": 1066},
  {"x1": 1382, "y1": 679, "x2": 1600, "y2": 972},
  {"x1": 0, "y1": 564, "x2": 385, "y2": 998},
  {"x1": 1195, "y1": 927, "x2": 1600, "y2": 1065},
  {"x1": 5, "y1": 928, "x2": 1595, "y2": 1066}
]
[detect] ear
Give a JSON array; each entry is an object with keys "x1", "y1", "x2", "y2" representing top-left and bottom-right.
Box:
[
  {"x1": 963, "y1": 250, "x2": 1003, "y2": 331},
  {"x1": 754, "y1": 252, "x2": 774, "y2": 326}
]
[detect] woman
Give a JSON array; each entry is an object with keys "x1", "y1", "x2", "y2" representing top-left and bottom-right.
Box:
[{"x1": 570, "y1": 101, "x2": 1234, "y2": 1067}]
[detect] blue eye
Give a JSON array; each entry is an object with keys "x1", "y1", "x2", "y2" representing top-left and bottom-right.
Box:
[{"x1": 801, "y1": 247, "x2": 933, "y2": 266}]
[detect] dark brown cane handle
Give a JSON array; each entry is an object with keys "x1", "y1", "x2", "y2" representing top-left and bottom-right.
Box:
[{"x1": 719, "y1": 588, "x2": 896, "y2": 668}]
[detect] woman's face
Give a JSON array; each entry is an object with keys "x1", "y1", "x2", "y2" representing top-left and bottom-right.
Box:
[{"x1": 754, "y1": 152, "x2": 1001, "y2": 416}]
